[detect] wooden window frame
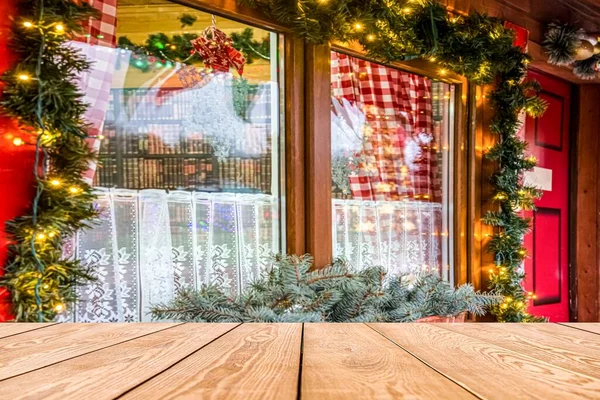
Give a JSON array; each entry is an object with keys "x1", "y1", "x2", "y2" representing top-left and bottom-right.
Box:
[
  {"x1": 326, "y1": 40, "x2": 472, "y2": 281},
  {"x1": 175, "y1": 0, "x2": 307, "y2": 257},
  {"x1": 170, "y1": 1, "x2": 474, "y2": 280}
]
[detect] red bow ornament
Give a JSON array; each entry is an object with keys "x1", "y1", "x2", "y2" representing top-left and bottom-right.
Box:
[{"x1": 191, "y1": 24, "x2": 246, "y2": 75}]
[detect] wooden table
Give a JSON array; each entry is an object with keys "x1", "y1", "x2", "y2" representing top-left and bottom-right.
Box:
[{"x1": 1, "y1": 323, "x2": 600, "y2": 399}]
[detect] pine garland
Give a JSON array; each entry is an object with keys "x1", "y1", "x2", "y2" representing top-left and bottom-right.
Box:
[
  {"x1": 0, "y1": 0, "x2": 98, "y2": 321},
  {"x1": 151, "y1": 255, "x2": 501, "y2": 322},
  {"x1": 238, "y1": 0, "x2": 547, "y2": 321}
]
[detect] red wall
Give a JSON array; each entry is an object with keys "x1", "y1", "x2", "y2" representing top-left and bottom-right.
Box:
[{"x1": 0, "y1": 0, "x2": 35, "y2": 321}]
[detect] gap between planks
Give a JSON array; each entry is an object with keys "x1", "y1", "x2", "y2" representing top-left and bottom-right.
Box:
[
  {"x1": 0, "y1": 323, "x2": 184, "y2": 382},
  {"x1": 558, "y1": 322, "x2": 600, "y2": 335},
  {"x1": 0, "y1": 322, "x2": 57, "y2": 340},
  {"x1": 368, "y1": 323, "x2": 600, "y2": 400},
  {"x1": 0, "y1": 323, "x2": 240, "y2": 400}
]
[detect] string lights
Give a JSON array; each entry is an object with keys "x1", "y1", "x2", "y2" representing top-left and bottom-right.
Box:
[{"x1": 0, "y1": 0, "x2": 98, "y2": 321}]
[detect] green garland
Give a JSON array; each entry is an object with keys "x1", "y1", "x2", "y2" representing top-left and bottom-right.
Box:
[
  {"x1": 239, "y1": 0, "x2": 547, "y2": 322},
  {"x1": 0, "y1": 0, "x2": 98, "y2": 321}
]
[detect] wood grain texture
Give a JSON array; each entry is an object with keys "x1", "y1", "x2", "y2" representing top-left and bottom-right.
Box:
[
  {"x1": 0, "y1": 323, "x2": 237, "y2": 400},
  {"x1": 0, "y1": 323, "x2": 55, "y2": 339},
  {"x1": 437, "y1": 323, "x2": 600, "y2": 378},
  {"x1": 301, "y1": 323, "x2": 476, "y2": 399},
  {"x1": 173, "y1": 0, "x2": 289, "y2": 33},
  {"x1": 561, "y1": 323, "x2": 600, "y2": 335},
  {"x1": 284, "y1": 36, "x2": 306, "y2": 256},
  {"x1": 305, "y1": 43, "x2": 332, "y2": 268},
  {"x1": 0, "y1": 323, "x2": 179, "y2": 381},
  {"x1": 122, "y1": 323, "x2": 302, "y2": 400},
  {"x1": 369, "y1": 323, "x2": 600, "y2": 400},
  {"x1": 572, "y1": 85, "x2": 600, "y2": 322}
]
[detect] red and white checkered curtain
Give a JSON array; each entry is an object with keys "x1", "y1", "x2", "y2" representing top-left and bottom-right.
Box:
[
  {"x1": 73, "y1": 0, "x2": 118, "y2": 184},
  {"x1": 332, "y1": 52, "x2": 441, "y2": 202}
]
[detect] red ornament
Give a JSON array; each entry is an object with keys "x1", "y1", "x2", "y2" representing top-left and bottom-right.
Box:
[{"x1": 191, "y1": 16, "x2": 246, "y2": 75}]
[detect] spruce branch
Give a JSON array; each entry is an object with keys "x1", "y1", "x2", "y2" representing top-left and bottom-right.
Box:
[{"x1": 151, "y1": 255, "x2": 501, "y2": 322}]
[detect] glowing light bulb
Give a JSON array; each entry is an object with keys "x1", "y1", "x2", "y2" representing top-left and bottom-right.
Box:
[
  {"x1": 36, "y1": 233, "x2": 46, "y2": 240},
  {"x1": 354, "y1": 23, "x2": 363, "y2": 30},
  {"x1": 439, "y1": 69, "x2": 448, "y2": 76},
  {"x1": 23, "y1": 21, "x2": 33, "y2": 28},
  {"x1": 54, "y1": 303, "x2": 64, "y2": 312},
  {"x1": 18, "y1": 74, "x2": 30, "y2": 81},
  {"x1": 50, "y1": 179, "x2": 61, "y2": 186},
  {"x1": 69, "y1": 187, "x2": 79, "y2": 194},
  {"x1": 55, "y1": 24, "x2": 64, "y2": 32},
  {"x1": 367, "y1": 34, "x2": 375, "y2": 42},
  {"x1": 13, "y1": 137, "x2": 24, "y2": 146},
  {"x1": 48, "y1": 232, "x2": 56, "y2": 238}
]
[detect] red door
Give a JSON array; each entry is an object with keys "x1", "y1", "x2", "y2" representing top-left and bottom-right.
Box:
[{"x1": 522, "y1": 71, "x2": 572, "y2": 322}]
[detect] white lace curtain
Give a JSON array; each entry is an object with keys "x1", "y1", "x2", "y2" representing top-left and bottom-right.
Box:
[
  {"x1": 333, "y1": 199, "x2": 442, "y2": 277},
  {"x1": 73, "y1": 188, "x2": 279, "y2": 322}
]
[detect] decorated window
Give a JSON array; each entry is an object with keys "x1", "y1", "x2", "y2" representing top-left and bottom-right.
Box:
[
  {"x1": 331, "y1": 51, "x2": 454, "y2": 280},
  {"x1": 71, "y1": 1, "x2": 284, "y2": 322}
]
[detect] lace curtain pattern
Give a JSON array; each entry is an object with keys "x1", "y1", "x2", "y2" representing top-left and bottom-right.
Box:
[
  {"x1": 333, "y1": 199, "x2": 442, "y2": 277},
  {"x1": 73, "y1": 189, "x2": 278, "y2": 322}
]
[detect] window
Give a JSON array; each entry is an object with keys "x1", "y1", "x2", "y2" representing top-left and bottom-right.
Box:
[
  {"x1": 330, "y1": 51, "x2": 454, "y2": 280},
  {"x1": 72, "y1": 1, "x2": 284, "y2": 322}
]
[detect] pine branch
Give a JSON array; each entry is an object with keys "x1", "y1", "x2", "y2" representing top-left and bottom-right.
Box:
[{"x1": 151, "y1": 255, "x2": 501, "y2": 322}]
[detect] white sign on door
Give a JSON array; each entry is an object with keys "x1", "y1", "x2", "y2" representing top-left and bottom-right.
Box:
[{"x1": 523, "y1": 166, "x2": 552, "y2": 191}]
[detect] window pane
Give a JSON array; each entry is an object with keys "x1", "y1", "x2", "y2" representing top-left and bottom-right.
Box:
[
  {"x1": 330, "y1": 51, "x2": 453, "y2": 280},
  {"x1": 71, "y1": 2, "x2": 284, "y2": 322}
]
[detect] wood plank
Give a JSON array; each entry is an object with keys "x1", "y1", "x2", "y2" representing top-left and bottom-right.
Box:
[
  {"x1": 572, "y1": 85, "x2": 600, "y2": 322},
  {"x1": 305, "y1": 43, "x2": 333, "y2": 268},
  {"x1": 369, "y1": 323, "x2": 600, "y2": 399},
  {"x1": 284, "y1": 36, "x2": 306, "y2": 256},
  {"x1": 561, "y1": 323, "x2": 600, "y2": 335},
  {"x1": 436, "y1": 323, "x2": 600, "y2": 378},
  {"x1": 0, "y1": 323, "x2": 180, "y2": 381},
  {"x1": 301, "y1": 323, "x2": 476, "y2": 399},
  {"x1": 0, "y1": 323, "x2": 55, "y2": 339},
  {"x1": 0, "y1": 323, "x2": 238, "y2": 400},
  {"x1": 122, "y1": 323, "x2": 301, "y2": 400},
  {"x1": 173, "y1": 0, "x2": 290, "y2": 33}
]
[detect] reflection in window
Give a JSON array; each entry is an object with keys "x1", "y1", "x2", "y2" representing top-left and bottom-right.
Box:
[
  {"x1": 70, "y1": 2, "x2": 284, "y2": 322},
  {"x1": 331, "y1": 52, "x2": 453, "y2": 280}
]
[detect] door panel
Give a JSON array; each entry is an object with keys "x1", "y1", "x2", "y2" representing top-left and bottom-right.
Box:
[{"x1": 523, "y1": 71, "x2": 571, "y2": 322}]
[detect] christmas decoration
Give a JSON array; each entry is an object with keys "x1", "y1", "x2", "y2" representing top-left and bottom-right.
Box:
[
  {"x1": 544, "y1": 22, "x2": 585, "y2": 66},
  {"x1": 0, "y1": 0, "x2": 99, "y2": 321},
  {"x1": 2, "y1": 0, "x2": 548, "y2": 322},
  {"x1": 543, "y1": 22, "x2": 600, "y2": 79},
  {"x1": 239, "y1": 0, "x2": 547, "y2": 321},
  {"x1": 151, "y1": 254, "x2": 500, "y2": 322},
  {"x1": 191, "y1": 16, "x2": 246, "y2": 75},
  {"x1": 118, "y1": 22, "x2": 268, "y2": 72},
  {"x1": 573, "y1": 54, "x2": 600, "y2": 80}
]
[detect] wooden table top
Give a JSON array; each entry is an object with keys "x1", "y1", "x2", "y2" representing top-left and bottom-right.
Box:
[{"x1": 0, "y1": 323, "x2": 599, "y2": 399}]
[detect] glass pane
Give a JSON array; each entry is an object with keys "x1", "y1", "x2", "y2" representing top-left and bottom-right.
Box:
[
  {"x1": 330, "y1": 51, "x2": 453, "y2": 281},
  {"x1": 71, "y1": 1, "x2": 284, "y2": 322}
]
